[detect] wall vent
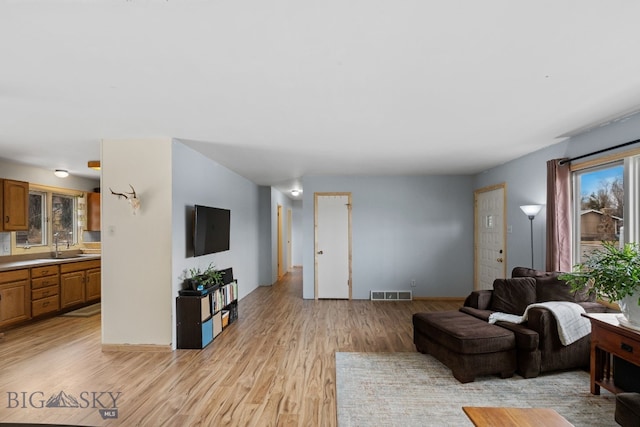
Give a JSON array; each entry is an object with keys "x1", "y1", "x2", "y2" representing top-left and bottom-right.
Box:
[{"x1": 370, "y1": 290, "x2": 412, "y2": 301}]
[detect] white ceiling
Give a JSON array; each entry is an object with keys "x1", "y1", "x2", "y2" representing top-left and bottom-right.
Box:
[{"x1": 2, "y1": 1, "x2": 640, "y2": 197}]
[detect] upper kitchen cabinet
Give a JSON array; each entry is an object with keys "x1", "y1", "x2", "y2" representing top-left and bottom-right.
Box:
[
  {"x1": 86, "y1": 192, "x2": 100, "y2": 231},
  {"x1": 0, "y1": 179, "x2": 29, "y2": 231}
]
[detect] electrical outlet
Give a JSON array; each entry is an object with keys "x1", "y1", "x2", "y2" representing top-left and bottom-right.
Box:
[{"x1": 410, "y1": 279, "x2": 416, "y2": 288}]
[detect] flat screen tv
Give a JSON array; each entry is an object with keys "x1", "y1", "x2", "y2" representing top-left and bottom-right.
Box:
[{"x1": 193, "y1": 205, "x2": 230, "y2": 257}]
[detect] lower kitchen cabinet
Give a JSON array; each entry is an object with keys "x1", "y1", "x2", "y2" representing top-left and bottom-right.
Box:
[
  {"x1": 0, "y1": 269, "x2": 30, "y2": 328},
  {"x1": 60, "y1": 271, "x2": 86, "y2": 309}
]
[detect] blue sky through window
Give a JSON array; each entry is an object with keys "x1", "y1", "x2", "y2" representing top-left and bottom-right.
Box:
[{"x1": 580, "y1": 164, "x2": 623, "y2": 197}]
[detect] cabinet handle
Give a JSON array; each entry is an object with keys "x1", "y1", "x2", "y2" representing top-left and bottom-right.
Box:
[
  {"x1": 42, "y1": 291, "x2": 49, "y2": 296},
  {"x1": 4, "y1": 216, "x2": 8, "y2": 223},
  {"x1": 621, "y1": 342, "x2": 634, "y2": 353}
]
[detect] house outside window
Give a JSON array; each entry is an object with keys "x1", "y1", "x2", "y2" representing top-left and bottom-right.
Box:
[{"x1": 572, "y1": 152, "x2": 640, "y2": 264}]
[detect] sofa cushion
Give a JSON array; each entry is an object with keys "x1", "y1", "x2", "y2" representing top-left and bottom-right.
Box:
[
  {"x1": 535, "y1": 275, "x2": 594, "y2": 303},
  {"x1": 490, "y1": 277, "x2": 537, "y2": 315},
  {"x1": 459, "y1": 306, "x2": 493, "y2": 321},
  {"x1": 512, "y1": 266, "x2": 596, "y2": 304},
  {"x1": 512, "y1": 266, "x2": 551, "y2": 278}
]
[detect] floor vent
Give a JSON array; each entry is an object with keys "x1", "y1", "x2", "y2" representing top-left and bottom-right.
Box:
[{"x1": 370, "y1": 290, "x2": 413, "y2": 301}]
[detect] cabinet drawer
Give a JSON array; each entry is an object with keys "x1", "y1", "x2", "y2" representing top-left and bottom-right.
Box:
[
  {"x1": 0, "y1": 269, "x2": 29, "y2": 284},
  {"x1": 31, "y1": 265, "x2": 59, "y2": 279},
  {"x1": 32, "y1": 275, "x2": 60, "y2": 290},
  {"x1": 60, "y1": 260, "x2": 101, "y2": 273},
  {"x1": 32, "y1": 285, "x2": 59, "y2": 300},
  {"x1": 32, "y1": 295, "x2": 59, "y2": 317},
  {"x1": 593, "y1": 326, "x2": 640, "y2": 365}
]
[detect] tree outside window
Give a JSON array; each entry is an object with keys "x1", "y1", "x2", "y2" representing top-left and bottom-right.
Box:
[
  {"x1": 576, "y1": 163, "x2": 624, "y2": 262},
  {"x1": 16, "y1": 192, "x2": 46, "y2": 246}
]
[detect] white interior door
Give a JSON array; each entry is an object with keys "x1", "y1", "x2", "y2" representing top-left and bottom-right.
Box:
[
  {"x1": 315, "y1": 193, "x2": 351, "y2": 299},
  {"x1": 475, "y1": 185, "x2": 507, "y2": 290}
]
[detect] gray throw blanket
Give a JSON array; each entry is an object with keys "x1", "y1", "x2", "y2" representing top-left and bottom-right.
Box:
[{"x1": 488, "y1": 301, "x2": 591, "y2": 345}]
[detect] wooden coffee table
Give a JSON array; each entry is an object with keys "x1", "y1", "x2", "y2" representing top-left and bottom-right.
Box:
[{"x1": 462, "y1": 406, "x2": 573, "y2": 426}]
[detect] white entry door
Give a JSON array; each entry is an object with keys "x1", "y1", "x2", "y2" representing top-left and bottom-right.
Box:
[
  {"x1": 475, "y1": 185, "x2": 507, "y2": 290},
  {"x1": 315, "y1": 193, "x2": 351, "y2": 299}
]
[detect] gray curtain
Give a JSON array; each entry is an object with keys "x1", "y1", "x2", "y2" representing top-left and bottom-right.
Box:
[{"x1": 546, "y1": 159, "x2": 572, "y2": 272}]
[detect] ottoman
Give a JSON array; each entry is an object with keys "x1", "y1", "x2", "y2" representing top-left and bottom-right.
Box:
[
  {"x1": 616, "y1": 393, "x2": 640, "y2": 427},
  {"x1": 413, "y1": 310, "x2": 517, "y2": 383}
]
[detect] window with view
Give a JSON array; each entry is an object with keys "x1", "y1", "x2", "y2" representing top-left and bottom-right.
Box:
[
  {"x1": 573, "y1": 163, "x2": 624, "y2": 263},
  {"x1": 15, "y1": 189, "x2": 78, "y2": 249},
  {"x1": 16, "y1": 191, "x2": 46, "y2": 246}
]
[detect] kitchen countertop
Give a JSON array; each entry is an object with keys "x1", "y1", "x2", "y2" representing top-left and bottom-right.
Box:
[{"x1": 0, "y1": 254, "x2": 101, "y2": 272}]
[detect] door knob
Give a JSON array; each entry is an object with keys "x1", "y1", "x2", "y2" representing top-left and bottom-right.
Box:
[
  {"x1": 497, "y1": 258, "x2": 503, "y2": 262},
  {"x1": 317, "y1": 250, "x2": 324, "y2": 255}
]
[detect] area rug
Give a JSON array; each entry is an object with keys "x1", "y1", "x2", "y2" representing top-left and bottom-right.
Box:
[
  {"x1": 335, "y1": 352, "x2": 615, "y2": 427},
  {"x1": 61, "y1": 303, "x2": 101, "y2": 317}
]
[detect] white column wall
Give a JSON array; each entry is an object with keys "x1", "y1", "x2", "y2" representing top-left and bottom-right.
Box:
[{"x1": 101, "y1": 138, "x2": 173, "y2": 346}]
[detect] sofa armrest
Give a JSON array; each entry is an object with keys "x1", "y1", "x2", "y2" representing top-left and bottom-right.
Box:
[
  {"x1": 494, "y1": 321, "x2": 539, "y2": 351},
  {"x1": 523, "y1": 307, "x2": 555, "y2": 345},
  {"x1": 464, "y1": 290, "x2": 493, "y2": 310}
]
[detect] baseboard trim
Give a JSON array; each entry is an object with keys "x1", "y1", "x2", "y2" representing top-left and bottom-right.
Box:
[
  {"x1": 413, "y1": 297, "x2": 466, "y2": 303},
  {"x1": 102, "y1": 344, "x2": 172, "y2": 353}
]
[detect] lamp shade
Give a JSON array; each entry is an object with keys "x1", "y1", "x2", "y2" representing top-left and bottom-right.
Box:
[{"x1": 520, "y1": 204, "x2": 543, "y2": 218}]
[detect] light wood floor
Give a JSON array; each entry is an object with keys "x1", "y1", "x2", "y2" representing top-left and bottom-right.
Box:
[{"x1": 0, "y1": 268, "x2": 462, "y2": 426}]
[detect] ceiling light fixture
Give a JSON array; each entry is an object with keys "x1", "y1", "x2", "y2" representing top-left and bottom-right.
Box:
[
  {"x1": 291, "y1": 189, "x2": 300, "y2": 197},
  {"x1": 54, "y1": 169, "x2": 69, "y2": 178},
  {"x1": 87, "y1": 160, "x2": 101, "y2": 170}
]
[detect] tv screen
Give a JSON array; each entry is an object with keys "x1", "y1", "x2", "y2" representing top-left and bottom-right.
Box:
[{"x1": 193, "y1": 205, "x2": 230, "y2": 257}]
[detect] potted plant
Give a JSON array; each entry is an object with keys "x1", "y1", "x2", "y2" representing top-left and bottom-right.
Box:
[
  {"x1": 560, "y1": 241, "x2": 640, "y2": 326},
  {"x1": 184, "y1": 263, "x2": 225, "y2": 290}
]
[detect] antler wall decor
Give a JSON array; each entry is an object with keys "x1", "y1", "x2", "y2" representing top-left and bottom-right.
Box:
[{"x1": 110, "y1": 184, "x2": 141, "y2": 215}]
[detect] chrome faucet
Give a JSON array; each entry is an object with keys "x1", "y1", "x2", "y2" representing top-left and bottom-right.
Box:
[{"x1": 53, "y1": 232, "x2": 60, "y2": 258}]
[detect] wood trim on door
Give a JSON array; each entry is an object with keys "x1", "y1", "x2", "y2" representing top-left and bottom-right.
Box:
[
  {"x1": 314, "y1": 192, "x2": 353, "y2": 300},
  {"x1": 277, "y1": 204, "x2": 284, "y2": 279}
]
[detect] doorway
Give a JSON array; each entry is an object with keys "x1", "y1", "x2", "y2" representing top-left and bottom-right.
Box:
[
  {"x1": 474, "y1": 184, "x2": 507, "y2": 290},
  {"x1": 314, "y1": 193, "x2": 352, "y2": 299}
]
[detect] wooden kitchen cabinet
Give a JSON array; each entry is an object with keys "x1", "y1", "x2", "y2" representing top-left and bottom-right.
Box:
[
  {"x1": 0, "y1": 269, "x2": 30, "y2": 328},
  {"x1": 31, "y1": 265, "x2": 60, "y2": 317},
  {"x1": 60, "y1": 260, "x2": 100, "y2": 308},
  {"x1": 85, "y1": 268, "x2": 101, "y2": 302},
  {"x1": 86, "y1": 192, "x2": 101, "y2": 231},
  {"x1": 60, "y1": 271, "x2": 85, "y2": 309},
  {"x1": 0, "y1": 179, "x2": 29, "y2": 231}
]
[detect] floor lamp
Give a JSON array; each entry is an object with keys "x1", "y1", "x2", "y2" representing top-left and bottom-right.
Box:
[{"x1": 520, "y1": 205, "x2": 543, "y2": 268}]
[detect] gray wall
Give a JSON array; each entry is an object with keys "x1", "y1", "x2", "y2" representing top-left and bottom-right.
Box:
[
  {"x1": 301, "y1": 175, "x2": 475, "y2": 299},
  {"x1": 291, "y1": 199, "x2": 303, "y2": 266},
  {"x1": 474, "y1": 112, "x2": 640, "y2": 275},
  {"x1": 270, "y1": 187, "x2": 293, "y2": 284},
  {"x1": 171, "y1": 141, "x2": 270, "y2": 345}
]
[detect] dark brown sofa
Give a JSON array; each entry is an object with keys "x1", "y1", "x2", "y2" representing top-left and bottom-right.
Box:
[{"x1": 413, "y1": 267, "x2": 611, "y2": 382}]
